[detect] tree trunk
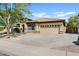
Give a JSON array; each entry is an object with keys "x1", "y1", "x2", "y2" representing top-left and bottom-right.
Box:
[
  {"x1": 6, "y1": 24, "x2": 10, "y2": 38},
  {"x1": 6, "y1": 14, "x2": 11, "y2": 38},
  {"x1": 5, "y1": 4, "x2": 10, "y2": 38},
  {"x1": 11, "y1": 25, "x2": 15, "y2": 37}
]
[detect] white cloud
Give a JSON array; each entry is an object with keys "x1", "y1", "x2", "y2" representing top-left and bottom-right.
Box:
[
  {"x1": 52, "y1": 12, "x2": 76, "y2": 22},
  {"x1": 53, "y1": 12, "x2": 76, "y2": 17},
  {"x1": 33, "y1": 13, "x2": 51, "y2": 18},
  {"x1": 53, "y1": 12, "x2": 64, "y2": 15},
  {"x1": 32, "y1": 12, "x2": 76, "y2": 21},
  {"x1": 33, "y1": 12, "x2": 76, "y2": 18}
]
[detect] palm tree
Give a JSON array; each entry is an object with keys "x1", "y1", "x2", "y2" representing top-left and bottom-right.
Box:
[{"x1": 0, "y1": 3, "x2": 31, "y2": 38}]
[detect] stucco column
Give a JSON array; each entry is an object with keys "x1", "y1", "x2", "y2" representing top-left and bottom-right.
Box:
[
  {"x1": 78, "y1": 27, "x2": 79, "y2": 33},
  {"x1": 35, "y1": 24, "x2": 39, "y2": 31},
  {"x1": 77, "y1": 25, "x2": 79, "y2": 33},
  {"x1": 24, "y1": 23, "x2": 27, "y2": 30},
  {"x1": 24, "y1": 23, "x2": 28, "y2": 32},
  {"x1": 58, "y1": 25, "x2": 61, "y2": 34},
  {"x1": 59, "y1": 24, "x2": 65, "y2": 34}
]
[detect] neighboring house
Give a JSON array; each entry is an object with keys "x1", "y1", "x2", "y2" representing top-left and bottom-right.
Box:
[{"x1": 19, "y1": 18, "x2": 66, "y2": 34}]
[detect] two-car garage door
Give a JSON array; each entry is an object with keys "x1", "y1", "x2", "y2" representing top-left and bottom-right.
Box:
[{"x1": 39, "y1": 26, "x2": 59, "y2": 34}]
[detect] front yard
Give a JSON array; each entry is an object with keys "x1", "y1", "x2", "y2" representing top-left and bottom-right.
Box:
[{"x1": 0, "y1": 33, "x2": 79, "y2": 55}]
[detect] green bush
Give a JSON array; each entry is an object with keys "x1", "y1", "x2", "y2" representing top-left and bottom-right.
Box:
[
  {"x1": 14, "y1": 28, "x2": 21, "y2": 33},
  {"x1": 0, "y1": 27, "x2": 4, "y2": 31}
]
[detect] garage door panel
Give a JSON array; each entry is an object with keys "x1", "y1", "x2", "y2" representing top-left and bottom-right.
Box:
[{"x1": 39, "y1": 28, "x2": 59, "y2": 34}]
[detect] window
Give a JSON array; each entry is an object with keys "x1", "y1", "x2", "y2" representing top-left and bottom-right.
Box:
[
  {"x1": 57, "y1": 25, "x2": 60, "y2": 27},
  {"x1": 46, "y1": 25, "x2": 49, "y2": 28},
  {"x1": 55, "y1": 25, "x2": 57, "y2": 27},
  {"x1": 40, "y1": 25, "x2": 44, "y2": 28},
  {"x1": 49, "y1": 25, "x2": 51, "y2": 28},
  {"x1": 52, "y1": 25, "x2": 54, "y2": 27},
  {"x1": 40, "y1": 25, "x2": 43, "y2": 27},
  {"x1": 40, "y1": 24, "x2": 61, "y2": 28}
]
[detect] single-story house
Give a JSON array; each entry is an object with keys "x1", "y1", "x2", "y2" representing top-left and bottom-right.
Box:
[{"x1": 19, "y1": 18, "x2": 66, "y2": 34}]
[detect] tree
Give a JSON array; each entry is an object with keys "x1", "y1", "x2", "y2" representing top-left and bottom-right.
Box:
[
  {"x1": 0, "y1": 3, "x2": 31, "y2": 38},
  {"x1": 67, "y1": 16, "x2": 79, "y2": 33}
]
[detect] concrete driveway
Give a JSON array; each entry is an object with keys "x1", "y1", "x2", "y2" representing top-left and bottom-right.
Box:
[
  {"x1": 0, "y1": 33, "x2": 79, "y2": 56},
  {"x1": 0, "y1": 39, "x2": 79, "y2": 56},
  {"x1": 2, "y1": 33, "x2": 79, "y2": 48}
]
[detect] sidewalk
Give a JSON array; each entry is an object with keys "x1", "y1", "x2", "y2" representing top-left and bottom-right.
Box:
[{"x1": 0, "y1": 40, "x2": 79, "y2": 56}]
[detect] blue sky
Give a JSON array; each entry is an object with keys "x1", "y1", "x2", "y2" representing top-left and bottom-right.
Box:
[{"x1": 26, "y1": 3, "x2": 79, "y2": 21}]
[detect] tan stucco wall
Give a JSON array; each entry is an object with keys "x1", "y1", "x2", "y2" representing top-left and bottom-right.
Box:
[
  {"x1": 59, "y1": 24, "x2": 66, "y2": 33},
  {"x1": 78, "y1": 27, "x2": 79, "y2": 33},
  {"x1": 20, "y1": 23, "x2": 28, "y2": 32},
  {"x1": 36, "y1": 22, "x2": 65, "y2": 34},
  {"x1": 35, "y1": 24, "x2": 39, "y2": 31},
  {"x1": 20, "y1": 22, "x2": 66, "y2": 34}
]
